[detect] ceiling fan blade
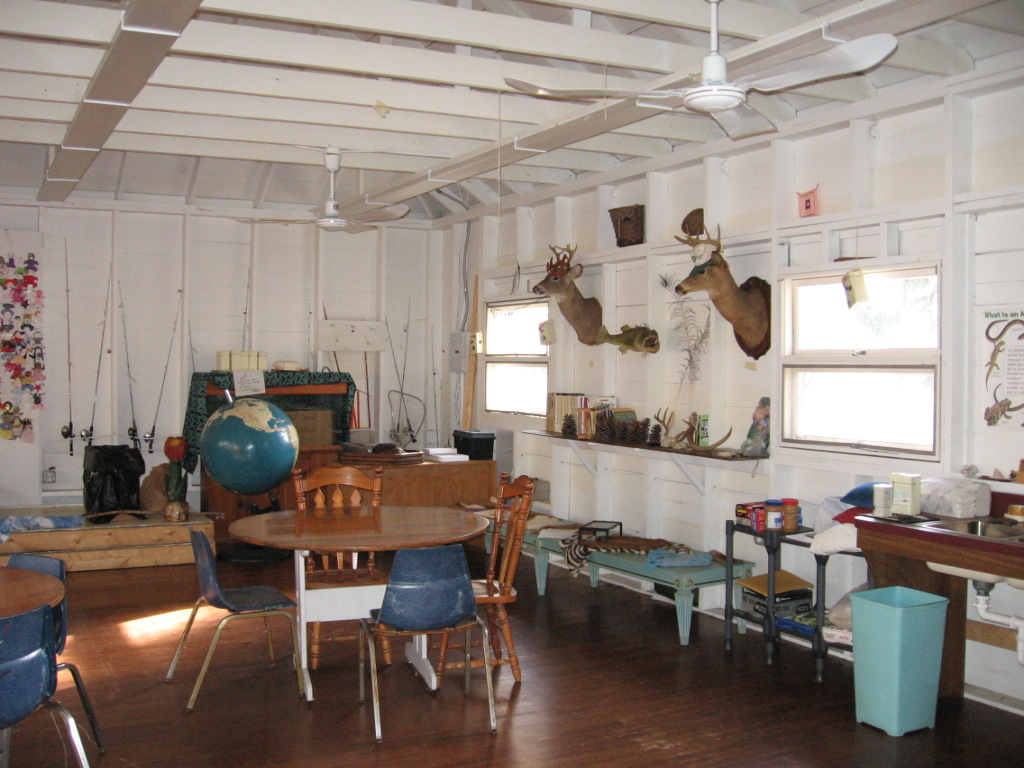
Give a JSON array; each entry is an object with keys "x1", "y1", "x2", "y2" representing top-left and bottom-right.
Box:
[
  {"x1": 741, "y1": 33, "x2": 898, "y2": 94},
  {"x1": 347, "y1": 203, "x2": 410, "y2": 223},
  {"x1": 334, "y1": 222, "x2": 374, "y2": 234},
  {"x1": 504, "y1": 78, "x2": 675, "y2": 101},
  {"x1": 709, "y1": 102, "x2": 776, "y2": 140}
]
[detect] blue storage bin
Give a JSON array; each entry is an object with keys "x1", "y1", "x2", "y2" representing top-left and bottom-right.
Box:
[{"x1": 851, "y1": 586, "x2": 948, "y2": 737}]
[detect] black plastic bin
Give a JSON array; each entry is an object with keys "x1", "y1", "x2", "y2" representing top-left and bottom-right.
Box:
[{"x1": 453, "y1": 429, "x2": 495, "y2": 460}]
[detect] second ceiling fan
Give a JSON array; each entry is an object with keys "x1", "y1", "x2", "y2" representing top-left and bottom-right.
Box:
[
  {"x1": 238, "y1": 146, "x2": 410, "y2": 233},
  {"x1": 505, "y1": 0, "x2": 898, "y2": 140}
]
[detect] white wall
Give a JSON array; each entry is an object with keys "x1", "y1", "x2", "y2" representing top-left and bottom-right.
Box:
[
  {"x1": 458, "y1": 59, "x2": 1024, "y2": 703},
  {"x1": 0, "y1": 206, "x2": 428, "y2": 507}
]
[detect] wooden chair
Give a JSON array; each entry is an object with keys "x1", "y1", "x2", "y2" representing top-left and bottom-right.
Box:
[
  {"x1": 436, "y1": 473, "x2": 535, "y2": 683},
  {"x1": 291, "y1": 465, "x2": 387, "y2": 669}
]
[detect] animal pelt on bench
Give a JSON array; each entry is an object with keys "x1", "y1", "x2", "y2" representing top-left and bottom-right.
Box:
[{"x1": 560, "y1": 535, "x2": 692, "y2": 576}]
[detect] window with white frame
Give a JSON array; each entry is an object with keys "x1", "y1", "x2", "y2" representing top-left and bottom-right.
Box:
[
  {"x1": 781, "y1": 265, "x2": 939, "y2": 457},
  {"x1": 484, "y1": 299, "x2": 549, "y2": 416}
]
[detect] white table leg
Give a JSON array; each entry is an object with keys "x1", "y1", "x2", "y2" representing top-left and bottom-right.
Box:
[
  {"x1": 405, "y1": 635, "x2": 438, "y2": 690},
  {"x1": 294, "y1": 550, "x2": 388, "y2": 702}
]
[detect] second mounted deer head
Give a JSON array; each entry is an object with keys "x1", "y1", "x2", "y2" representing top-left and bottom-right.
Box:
[
  {"x1": 532, "y1": 244, "x2": 605, "y2": 346},
  {"x1": 674, "y1": 210, "x2": 771, "y2": 360}
]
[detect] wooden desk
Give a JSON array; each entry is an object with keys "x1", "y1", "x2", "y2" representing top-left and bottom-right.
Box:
[
  {"x1": 205, "y1": 454, "x2": 496, "y2": 543},
  {"x1": 230, "y1": 506, "x2": 488, "y2": 700},
  {"x1": 0, "y1": 566, "x2": 64, "y2": 618}
]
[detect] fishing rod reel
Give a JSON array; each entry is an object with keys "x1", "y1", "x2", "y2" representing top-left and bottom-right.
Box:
[
  {"x1": 60, "y1": 421, "x2": 75, "y2": 456},
  {"x1": 79, "y1": 426, "x2": 94, "y2": 446},
  {"x1": 142, "y1": 429, "x2": 155, "y2": 453},
  {"x1": 127, "y1": 425, "x2": 141, "y2": 452}
]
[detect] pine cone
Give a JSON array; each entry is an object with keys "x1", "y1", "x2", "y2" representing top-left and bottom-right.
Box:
[
  {"x1": 648, "y1": 423, "x2": 662, "y2": 447},
  {"x1": 561, "y1": 413, "x2": 577, "y2": 438}
]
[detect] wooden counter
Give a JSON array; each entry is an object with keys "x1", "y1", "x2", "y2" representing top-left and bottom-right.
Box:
[{"x1": 853, "y1": 513, "x2": 1024, "y2": 699}]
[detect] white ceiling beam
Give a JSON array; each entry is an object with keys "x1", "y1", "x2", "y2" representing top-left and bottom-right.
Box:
[
  {"x1": 172, "y1": 20, "x2": 657, "y2": 92},
  {"x1": 184, "y1": 156, "x2": 202, "y2": 206},
  {"x1": 37, "y1": 0, "x2": 204, "y2": 202},
  {"x1": 199, "y1": 0, "x2": 699, "y2": 74},
  {"x1": 79, "y1": 133, "x2": 575, "y2": 187},
  {"x1": 958, "y1": 1, "x2": 1024, "y2": 37}
]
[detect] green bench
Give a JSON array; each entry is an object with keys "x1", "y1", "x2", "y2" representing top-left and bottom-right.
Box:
[{"x1": 522, "y1": 529, "x2": 753, "y2": 646}]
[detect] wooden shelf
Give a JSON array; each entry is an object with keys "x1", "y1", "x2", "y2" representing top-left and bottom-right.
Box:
[{"x1": 523, "y1": 430, "x2": 767, "y2": 496}]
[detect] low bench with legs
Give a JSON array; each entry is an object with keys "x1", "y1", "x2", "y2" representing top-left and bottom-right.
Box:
[{"x1": 484, "y1": 515, "x2": 754, "y2": 646}]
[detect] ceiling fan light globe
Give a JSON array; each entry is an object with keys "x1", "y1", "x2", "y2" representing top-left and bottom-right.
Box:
[
  {"x1": 682, "y1": 84, "x2": 745, "y2": 113},
  {"x1": 316, "y1": 217, "x2": 348, "y2": 231}
]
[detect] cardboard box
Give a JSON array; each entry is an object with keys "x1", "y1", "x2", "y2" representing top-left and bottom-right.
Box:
[
  {"x1": 741, "y1": 587, "x2": 813, "y2": 619},
  {"x1": 285, "y1": 409, "x2": 335, "y2": 447},
  {"x1": 822, "y1": 625, "x2": 853, "y2": 645}
]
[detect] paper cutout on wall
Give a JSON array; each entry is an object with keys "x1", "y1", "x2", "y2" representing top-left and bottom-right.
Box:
[{"x1": 0, "y1": 232, "x2": 46, "y2": 441}]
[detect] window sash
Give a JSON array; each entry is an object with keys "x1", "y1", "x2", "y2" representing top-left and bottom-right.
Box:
[{"x1": 781, "y1": 364, "x2": 937, "y2": 456}]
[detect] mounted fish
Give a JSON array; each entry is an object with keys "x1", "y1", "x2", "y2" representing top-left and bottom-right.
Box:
[
  {"x1": 597, "y1": 325, "x2": 660, "y2": 356},
  {"x1": 674, "y1": 210, "x2": 770, "y2": 360},
  {"x1": 533, "y1": 244, "x2": 659, "y2": 355}
]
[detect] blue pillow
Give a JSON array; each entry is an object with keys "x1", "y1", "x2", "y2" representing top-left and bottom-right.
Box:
[{"x1": 840, "y1": 481, "x2": 883, "y2": 509}]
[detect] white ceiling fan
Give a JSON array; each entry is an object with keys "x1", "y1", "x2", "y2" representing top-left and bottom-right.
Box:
[
  {"x1": 505, "y1": 0, "x2": 898, "y2": 140},
  {"x1": 236, "y1": 146, "x2": 410, "y2": 233}
]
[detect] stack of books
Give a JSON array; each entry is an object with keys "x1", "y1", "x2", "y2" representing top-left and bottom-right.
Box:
[{"x1": 546, "y1": 393, "x2": 617, "y2": 437}]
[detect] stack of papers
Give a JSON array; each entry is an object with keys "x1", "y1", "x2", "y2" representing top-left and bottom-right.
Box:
[{"x1": 424, "y1": 452, "x2": 469, "y2": 462}]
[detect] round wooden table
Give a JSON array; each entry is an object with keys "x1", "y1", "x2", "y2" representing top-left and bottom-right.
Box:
[
  {"x1": 229, "y1": 505, "x2": 488, "y2": 553},
  {"x1": 0, "y1": 566, "x2": 65, "y2": 618},
  {"x1": 229, "y1": 505, "x2": 488, "y2": 700}
]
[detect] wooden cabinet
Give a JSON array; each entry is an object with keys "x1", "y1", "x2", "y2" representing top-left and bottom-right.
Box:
[{"x1": 203, "y1": 453, "x2": 498, "y2": 543}]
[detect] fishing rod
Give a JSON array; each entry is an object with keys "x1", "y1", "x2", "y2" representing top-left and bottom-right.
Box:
[
  {"x1": 83, "y1": 260, "x2": 115, "y2": 447},
  {"x1": 59, "y1": 253, "x2": 74, "y2": 455},
  {"x1": 117, "y1": 282, "x2": 141, "y2": 452},
  {"x1": 145, "y1": 289, "x2": 183, "y2": 453}
]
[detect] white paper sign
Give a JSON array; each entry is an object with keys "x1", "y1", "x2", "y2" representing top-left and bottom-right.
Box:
[{"x1": 233, "y1": 370, "x2": 266, "y2": 396}]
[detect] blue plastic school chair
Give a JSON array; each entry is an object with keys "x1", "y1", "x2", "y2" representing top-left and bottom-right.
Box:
[
  {"x1": 359, "y1": 544, "x2": 497, "y2": 742},
  {"x1": 6, "y1": 552, "x2": 104, "y2": 751},
  {"x1": 0, "y1": 605, "x2": 91, "y2": 768},
  {"x1": 164, "y1": 529, "x2": 305, "y2": 711}
]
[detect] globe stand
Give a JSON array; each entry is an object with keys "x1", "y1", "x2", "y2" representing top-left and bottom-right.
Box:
[{"x1": 219, "y1": 491, "x2": 292, "y2": 564}]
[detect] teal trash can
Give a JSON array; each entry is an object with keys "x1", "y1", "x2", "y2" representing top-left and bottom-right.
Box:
[{"x1": 851, "y1": 586, "x2": 948, "y2": 737}]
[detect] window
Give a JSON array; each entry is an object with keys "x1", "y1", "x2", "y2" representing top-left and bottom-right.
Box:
[
  {"x1": 782, "y1": 266, "x2": 939, "y2": 457},
  {"x1": 484, "y1": 299, "x2": 549, "y2": 416}
]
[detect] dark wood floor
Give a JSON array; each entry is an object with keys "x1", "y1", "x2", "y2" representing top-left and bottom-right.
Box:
[{"x1": 10, "y1": 544, "x2": 1022, "y2": 768}]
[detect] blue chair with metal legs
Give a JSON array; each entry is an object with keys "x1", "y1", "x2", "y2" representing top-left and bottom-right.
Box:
[
  {"x1": 359, "y1": 544, "x2": 497, "y2": 742},
  {"x1": 6, "y1": 553, "x2": 104, "y2": 752},
  {"x1": 165, "y1": 529, "x2": 305, "y2": 711},
  {"x1": 0, "y1": 606, "x2": 91, "y2": 768}
]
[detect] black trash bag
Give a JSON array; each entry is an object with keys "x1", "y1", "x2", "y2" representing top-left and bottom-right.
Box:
[{"x1": 83, "y1": 445, "x2": 148, "y2": 524}]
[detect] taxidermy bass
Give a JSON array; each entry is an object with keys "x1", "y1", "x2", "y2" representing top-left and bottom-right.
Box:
[
  {"x1": 674, "y1": 211, "x2": 770, "y2": 360},
  {"x1": 533, "y1": 244, "x2": 659, "y2": 355}
]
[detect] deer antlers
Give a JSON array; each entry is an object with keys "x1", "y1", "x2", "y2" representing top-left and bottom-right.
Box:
[
  {"x1": 654, "y1": 408, "x2": 733, "y2": 452},
  {"x1": 546, "y1": 244, "x2": 577, "y2": 276}
]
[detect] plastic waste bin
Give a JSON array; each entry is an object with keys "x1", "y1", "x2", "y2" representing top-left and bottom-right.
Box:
[{"x1": 851, "y1": 586, "x2": 948, "y2": 737}]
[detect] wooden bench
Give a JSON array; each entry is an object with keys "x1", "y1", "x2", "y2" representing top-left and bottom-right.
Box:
[
  {"x1": 519, "y1": 527, "x2": 754, "y2": 646},
  {"x1": 0, "y1": 506, "x2": 215, "y2": 571}
]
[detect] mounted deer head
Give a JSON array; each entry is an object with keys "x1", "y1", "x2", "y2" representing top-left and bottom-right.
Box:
[
  {"x1": 533, "y1": 244, "x2": 605, "y2": 346},
  {"x1": 674, "y1": 213, "x2": 771, "y2": 360}
]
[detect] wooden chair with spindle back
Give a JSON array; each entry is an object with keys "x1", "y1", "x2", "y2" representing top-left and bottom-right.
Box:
[
  {"x1": 290, "y1": 465, "x2": 386, "y2": 669},
  {"x1": 435, "y1": 473, "x2": 535, "y2": 684}
]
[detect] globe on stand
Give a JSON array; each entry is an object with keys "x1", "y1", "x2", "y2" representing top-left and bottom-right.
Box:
[{"x1": 200, "y1": 398, "x2": 300, "y2": 495}]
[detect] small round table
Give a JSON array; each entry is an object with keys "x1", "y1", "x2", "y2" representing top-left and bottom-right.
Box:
[
  {"x1": 230, "y1": 505, "x2": 488, "y2": 700},
  {"x1": 0, "y1": 566, "x2": 65, "y2": 618}
]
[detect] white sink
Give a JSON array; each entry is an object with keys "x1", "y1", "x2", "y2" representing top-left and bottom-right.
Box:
[{"x1": 926, "y1": 561, "x2": 1006, "y2": 583}]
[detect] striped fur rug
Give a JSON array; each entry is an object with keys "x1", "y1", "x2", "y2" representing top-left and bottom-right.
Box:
[{"x1": 560, "y1": 535, "x2": 692, "y2": 576}]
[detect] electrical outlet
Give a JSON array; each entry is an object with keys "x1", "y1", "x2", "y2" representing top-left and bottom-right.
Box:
[{"x1": 470, "y1": 331, "x2": 483, "y2": 354}]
